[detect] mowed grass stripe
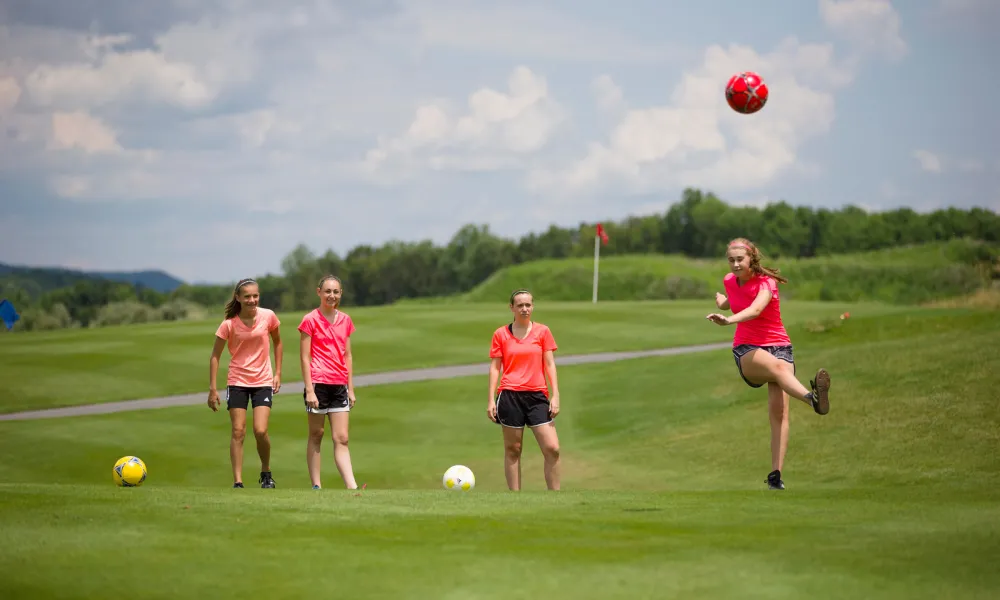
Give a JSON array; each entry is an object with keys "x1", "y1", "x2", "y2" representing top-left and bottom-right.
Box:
[
  {"x1": 0, "y1": 342, "x2": 732, "y2": 421},
  {"x1": 1, "y1": 300, "x2": 904, "y2": 413}
]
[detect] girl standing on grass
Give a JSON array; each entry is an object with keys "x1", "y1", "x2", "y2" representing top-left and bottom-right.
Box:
[
  {"x1": 208, "y1": 278, "x2": 283, "y2": 489},
  {"x1": 298, "y1": 275, "x2": 361, "y2": 490},
  {"x1": 705, "y1": 238, "x2": 831, "y2": 490},
  {"x1": 487, "y1": 289, "x2": 562, "y2": 491}
]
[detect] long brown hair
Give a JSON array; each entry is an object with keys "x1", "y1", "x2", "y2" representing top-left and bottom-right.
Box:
[
  {"x1": 224, "y1": 278, "x2": 258, "y2": 319},
  {"x1": 727, "y1": 238, "x2": 788, "y2": 284}
]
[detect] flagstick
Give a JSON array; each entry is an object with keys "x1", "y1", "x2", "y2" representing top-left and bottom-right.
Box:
[{"x1": 592, "y1": 233, "x2": 600, "y2": 304}]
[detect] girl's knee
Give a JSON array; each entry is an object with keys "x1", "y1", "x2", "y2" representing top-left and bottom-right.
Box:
[
  {"x1": 231, "y1": 428, "x2": 246, "y2": 442},
  {"x1": 332, "y1": 432, "x2": 349, "y2": 446},
  {"x1": 776, "y1": 358, "x2": 796, "y2": 373},
  {"x1": 505, "y1": 440, "x2": 523, "y2": 459},
  {"x1": 543, "y1": 443, "x2": 560, "y2": 460},
  {"x1": 308, "y1": 428, "x2": 325, "y2": 444},
  {"x1": 253, "y1": 427, "x2": 268, "y2": 439}
]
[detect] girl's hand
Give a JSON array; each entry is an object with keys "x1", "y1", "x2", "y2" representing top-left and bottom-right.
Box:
[
  {"x1": 207, "y1": 389, "x2": 221, "y2": 412},
  {"x1": 706, "y1": 313, "x2": 731, "y2": 326},
  {"x1": 486, "y1": 400, "x2": 497, "y2": 423}
]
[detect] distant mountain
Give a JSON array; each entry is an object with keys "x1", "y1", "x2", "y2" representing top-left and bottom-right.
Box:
[{"x1": 0, "y1": 263, "x2": 186, "y2": 294}]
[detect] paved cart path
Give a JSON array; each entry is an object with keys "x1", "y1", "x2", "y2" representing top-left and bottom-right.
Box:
[{"x1": 0, "y1": 342, "x2": 730, "y2": 422}]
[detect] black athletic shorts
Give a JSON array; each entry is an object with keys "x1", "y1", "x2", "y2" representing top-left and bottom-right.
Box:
[
  {"x1": 226, "y1": 386, "x2": 273, "y2": 410},
  {"x1": 304, "y1": 383, "x2": 350, "y2": 414},
  {"x1": 732, "y1": 344, "x2": 795, "y2": 388},
  {"x1": 495, "y1": 389, "x2": 552, "y2": 428}
]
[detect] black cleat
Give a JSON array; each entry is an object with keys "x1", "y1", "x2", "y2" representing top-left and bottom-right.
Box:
[
  {"x1": 810, "y1": 369, "x2": 831, "y2": 415},
  {"x1": 766, "y1": 470, "x2": 785, "y2": 490},
  {"x1": 259, "y1": 472, "x2": 276, "y2": 488},
  {"x1": 233, "y1": 482, "x2": 244, "y2": 488}
]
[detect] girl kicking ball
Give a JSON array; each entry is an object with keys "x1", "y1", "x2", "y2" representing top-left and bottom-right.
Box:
[{"x1": 705, "y1": 238, "x2": 831, "y2": 490}]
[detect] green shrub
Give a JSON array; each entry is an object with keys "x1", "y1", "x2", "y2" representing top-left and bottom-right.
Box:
[{"x1": 91, "y1": 301, "x2": 161, "y2": 327}]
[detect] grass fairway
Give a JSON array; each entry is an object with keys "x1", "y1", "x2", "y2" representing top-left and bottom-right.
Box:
[
  {"x1": 0, "y1": 299, "x2": 902, "y2": 413},
  {"x1": 1, "y1": 308, "x2": 998, "y2": 598}
]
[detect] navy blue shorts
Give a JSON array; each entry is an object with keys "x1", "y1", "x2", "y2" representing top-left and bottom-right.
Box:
[{"x1": 732, "y1": 344, "x2": 795, "y2": 388}]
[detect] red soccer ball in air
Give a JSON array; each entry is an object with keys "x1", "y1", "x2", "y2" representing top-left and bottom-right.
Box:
[{"x1": 725, "y1": 71, "x2": 769, "y2": 114}]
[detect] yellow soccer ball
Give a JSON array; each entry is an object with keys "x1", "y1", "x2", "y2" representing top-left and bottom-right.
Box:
[
  {"x1": 113, "y1": 456, "x2": 147, "y2": 487},
  {"x1": 442, "y1": 464, "x2": 475, "y2": 491}
]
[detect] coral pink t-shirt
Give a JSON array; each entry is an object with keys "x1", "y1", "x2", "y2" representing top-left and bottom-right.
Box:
[
  {"x1": 490, "y1": 322, "x2": 557, "y2": 394},
  {"x1": 298, "y1": 309, "x2": 356, "y2": 385},
  {"x1": 723, "y1": 272, "x2": 791, "y2": 347},
  {"x1": 215, "y1": 308, "x2": 281, "y2": 387}
]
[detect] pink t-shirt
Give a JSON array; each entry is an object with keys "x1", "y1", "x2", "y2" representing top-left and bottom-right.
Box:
[
  {"x1": 490, "y1": 323, "x2": 558, "y2": 393},
  {"x1": 298, "y1": 309, "x2": 356, "y2": 385},
  {"x1": 215, "y1": 308, "x2": 281, "y2": 387},
  {"x1": 723, "y1": 272, "x2": 791, "y2": 347}
]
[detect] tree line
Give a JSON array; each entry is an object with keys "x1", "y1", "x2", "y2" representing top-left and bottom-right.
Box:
[{"x1": 4, "y1": 188, "x2": 998, "y2": 331}]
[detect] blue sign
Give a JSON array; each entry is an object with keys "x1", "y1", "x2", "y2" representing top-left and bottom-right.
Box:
[{"x1": 0, "y1": 299, "x2": 21, "y2": 331}]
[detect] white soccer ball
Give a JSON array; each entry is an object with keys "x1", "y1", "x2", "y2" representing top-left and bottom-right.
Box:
[{"x1": 442, "y1": 464, "x2": 475, "y2": 491}]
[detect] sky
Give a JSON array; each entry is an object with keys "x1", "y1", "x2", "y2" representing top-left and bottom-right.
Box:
[{"x1": 0, "y1": 0, "x2": 997, "y2": 284}]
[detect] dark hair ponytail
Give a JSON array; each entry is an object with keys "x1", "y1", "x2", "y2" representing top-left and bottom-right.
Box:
[{"x1": 224, "y1": 278, "x2": 257, "y2": 319}]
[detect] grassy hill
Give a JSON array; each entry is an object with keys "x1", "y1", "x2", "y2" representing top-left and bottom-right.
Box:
[
  {"x1": 458, "y1": 239, "x2": 999, "y2": 305},
  {"x1": 0, "y1": 263, "x2": 185, "y2": 295},
  {"x1": 0, "y1": 306, "x2": 997, "y2": 598}
]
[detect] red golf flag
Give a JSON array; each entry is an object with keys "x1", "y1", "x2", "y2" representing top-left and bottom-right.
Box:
[{"x1": 595, "y1": 223, "x2": 608, "y2": 245}]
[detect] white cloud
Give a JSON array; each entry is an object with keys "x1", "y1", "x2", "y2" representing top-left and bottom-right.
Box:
[
  {"x1": 7, "y1": 22, "x2": 225, "y2": 112},
  {"x1": 49, "y1": 111, "x2": 122, "y2": 154},
  {"x1": 913, "y1": 149, "x2": 943, "y2": 173},
  {"x1": 819, "y1": 0, "x2": 908, "y2": 61},
  {"x1": 361, "y1": 66, "x2": 565, "y2": 179},
  {"x1": 0, "y1": 1, "x2": 689, "y2": 213},
  {"x1": 0, "y1": 4, "x2": 400, "y2": 203},
  {"x1": 528, "y1": 37, "x2": 852, "y2": 197},
  {"x1": 24, "y1": 50, "x2": 216, "y2": 110}
]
